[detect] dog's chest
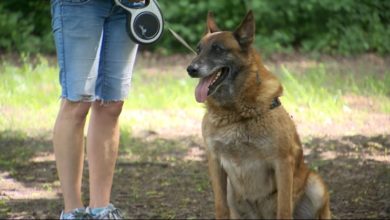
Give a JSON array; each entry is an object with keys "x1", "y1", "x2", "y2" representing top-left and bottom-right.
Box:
[
  {"x1": 220, "y1": 156, "x2": 275, "y2": 199},
  {"x1": 205, "y1": 122, "x2": 276, "y2": 159},
  {"x1": 205, "y1": 124, "x2": 277, "y2": 200}
]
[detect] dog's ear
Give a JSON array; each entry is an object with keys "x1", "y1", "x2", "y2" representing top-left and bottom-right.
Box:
[
  {"x1": 234, "y1": 10, "x2": 255, "y2": 49},
  {"x1": 207, "y1": 12, "x2": 220, "y2": 33}
]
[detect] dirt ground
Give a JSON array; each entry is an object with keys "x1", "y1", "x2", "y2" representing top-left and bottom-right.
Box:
[
  {"x1": 0, "y1": 125, "x2": 389, "y2": 219},
  {"x1": 0, "y1": 53, "x2": 389, "y2": 219}
]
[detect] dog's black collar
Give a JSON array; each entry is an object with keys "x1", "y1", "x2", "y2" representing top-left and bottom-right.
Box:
[{"x1": 270, "y1": 97, "x2": 281, "y2": 109}]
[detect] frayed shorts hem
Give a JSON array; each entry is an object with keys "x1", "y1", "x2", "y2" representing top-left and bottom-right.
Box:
[{"x1": 59, "y1": 96, "x2": 125, "y2": 104}]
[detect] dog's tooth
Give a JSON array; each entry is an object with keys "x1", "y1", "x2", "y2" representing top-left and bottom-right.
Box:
[{"x1": 210, "y1": 71, "x2": 222, "y2": 86}]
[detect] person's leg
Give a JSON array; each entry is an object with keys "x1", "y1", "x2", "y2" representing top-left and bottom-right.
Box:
[
  {"x1": 86, "y1": 4, "x2": 139, "y2": 210},
  {"x1": 50, "y1": 0, "x2": 112, "y2": 214},
  {"x1": 53, "y1": 100, "x2": 91, "y2": 212},
  {"x1": 87, "y1": 101, "x2": 123, "y2": 208}
]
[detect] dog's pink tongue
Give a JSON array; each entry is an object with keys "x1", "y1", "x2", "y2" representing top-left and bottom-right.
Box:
[{"x1": 195, "y1": 74, "x2": 214, "y2": 103}]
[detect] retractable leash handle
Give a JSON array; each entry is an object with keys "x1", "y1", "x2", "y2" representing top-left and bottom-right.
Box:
[{"x1": 115, "y1": 0, "x2": 164, "y2": 45}]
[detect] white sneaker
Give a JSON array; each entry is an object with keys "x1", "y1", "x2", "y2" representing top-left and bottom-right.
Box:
[
  {"x1": 60, "y1": 207, "x2": 91, "y2": 220},
  {"x1": 87, "y1": 204, "x2": 123, "y2": 219}
]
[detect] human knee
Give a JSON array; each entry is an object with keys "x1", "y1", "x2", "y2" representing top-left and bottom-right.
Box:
[
  {"x1": 59, "y1": 99, "x2": 91, "y2": 121},
  {"x1": 93, "y1": 101, "x2": 124, "y2": 118}
]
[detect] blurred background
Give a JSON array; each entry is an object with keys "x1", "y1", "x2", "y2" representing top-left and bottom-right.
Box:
[
  {"x1": 0, "y1": 0, "x2": 389, "y2": 55},
  {"x1": 0, "y1": 0, "x2": 389, "y2": 219}
]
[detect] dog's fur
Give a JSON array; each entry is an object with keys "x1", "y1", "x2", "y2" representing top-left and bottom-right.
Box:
[{"x1": 187, "y1": 11, "x2": 331, "y2": 219}]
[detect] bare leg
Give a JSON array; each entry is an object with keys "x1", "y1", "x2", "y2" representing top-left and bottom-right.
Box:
[
  {"x1": 53, "y1": 99, "x2": 91, "y2": 212},
  {"x1": 87, "y1": 101, "x2": 123, "y2": 208}
]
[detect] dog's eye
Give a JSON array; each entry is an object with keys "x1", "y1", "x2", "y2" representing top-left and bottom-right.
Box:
[{"x1": 212, "y1": 44, "x2": 224, "y2": 53}]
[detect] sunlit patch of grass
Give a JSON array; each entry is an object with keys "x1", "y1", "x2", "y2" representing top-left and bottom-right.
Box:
[
  {"x1": 1, "y1": 55, "x2": 389, "y2": 133},
  {"x1": 0, "y1": 55, "x2": 59, "y2": 132},
  {"x1": 279, "y1": 64, "x2": 344, "y2": 121},
  {"x1": 378, "y1": 97, "x2": 390, "y2": 113},
  {"x1": 0, "y1": 55, "x2": 59, "y2": 109},
  {"x1": 276, "y1": 64, "x2": 390, "y2": 122},
  {"x1": 125, "y1": 72, "x2": 199, "y2": 109},
  {"x1": 0, "y1": 199, "x2": 11, "y2": 217}
]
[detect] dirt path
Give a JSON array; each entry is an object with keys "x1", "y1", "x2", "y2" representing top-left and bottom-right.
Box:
[{"x1": 0, "y1": 116, "x2": 389, "y2": 219}]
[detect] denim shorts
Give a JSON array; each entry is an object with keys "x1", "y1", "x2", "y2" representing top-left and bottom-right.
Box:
[{"x1": 51, "y1": 0, "x2": 139, "y2": 102}]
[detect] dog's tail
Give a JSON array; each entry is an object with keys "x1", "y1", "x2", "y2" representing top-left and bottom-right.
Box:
[{"x1": 318, "y1": 198, "x2": 331, "y2": 219}]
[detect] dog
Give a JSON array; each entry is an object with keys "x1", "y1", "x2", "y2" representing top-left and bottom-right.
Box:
[{"x1": 186, "y1": 11, "x2": 331, "y2": 219}]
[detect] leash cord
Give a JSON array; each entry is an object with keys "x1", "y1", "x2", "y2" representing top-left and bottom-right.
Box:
[{"x1": 165, "y1": 21, "x2": 197, "y2": 55}]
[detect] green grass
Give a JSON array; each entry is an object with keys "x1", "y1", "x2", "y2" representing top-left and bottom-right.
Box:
[
  {"x1": 279, "y1": 64, "x2": 344, "y2": 120},
  {"x1": 1, "y1": 55, "x2": 389, "y2": 132},
  {"x1": 276, "y1": 64, "x2": 390, "y2": 118},
  {"x1": 0, "y1": 55, "x2": 59, "y2": 109},
  {"x1": 0, "y1": 56, "x2": 198, "y2": 110},
  {"x1": 126, "y1": 74, "x2": 198, "y2": 109}
]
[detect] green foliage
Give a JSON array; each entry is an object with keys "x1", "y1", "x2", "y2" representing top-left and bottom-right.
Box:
[
  {"x1": 0, "y1": 0, "x2": 389, "y2": 55},
  {"x1": 0, "y1": 1, "x2": 54, "y2": 53},
  {"x1": 156, "y1": 0, "x2": 390, "y2": 55},
  {"x1": 154, "y1": 0, "x2": 247, "y2": 54}
]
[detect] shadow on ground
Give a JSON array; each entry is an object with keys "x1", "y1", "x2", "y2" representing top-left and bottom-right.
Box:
[{"x1": 0, "y1": 129, "x2": 389, "y2": 219}]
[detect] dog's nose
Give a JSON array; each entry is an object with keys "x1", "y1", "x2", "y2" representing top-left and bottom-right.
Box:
[{"x1": 187, "y1": 64, "x2": 199, "y2": 77}]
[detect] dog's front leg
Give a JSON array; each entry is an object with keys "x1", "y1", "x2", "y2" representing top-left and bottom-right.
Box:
[
  {"x1": 274, "y1": 157, "x2": 294, "y2": 219},
  {"x1": 207, "y1": 151, "x2": 229, "y2": 219}
]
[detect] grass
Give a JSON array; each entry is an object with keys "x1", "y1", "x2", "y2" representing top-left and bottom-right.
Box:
[
  {"x1": 279, "y1": 64, "x2": 344, "y2": 120},
  {"x1": 0, "y1": 55, "x2": 389, "y2": 133},
  {"x1": 277, "y1": 63, "x2": 390, "y2": 119},
  {"x1": 126, "y1": 75, "x2": 197, "y2": 109}
]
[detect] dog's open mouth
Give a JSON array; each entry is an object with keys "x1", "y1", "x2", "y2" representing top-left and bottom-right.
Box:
[{"x1": 195, "y1": 67, "x2": 229, "y2": 103}]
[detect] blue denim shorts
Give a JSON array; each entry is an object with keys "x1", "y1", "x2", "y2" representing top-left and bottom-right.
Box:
[{"x1": 51, "y1": 0, "x2": 139, "y2": 102}]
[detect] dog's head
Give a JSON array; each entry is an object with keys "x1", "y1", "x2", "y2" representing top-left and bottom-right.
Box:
[{"x1": 187, "y1": 11, "x2": 256, "y2": 104}]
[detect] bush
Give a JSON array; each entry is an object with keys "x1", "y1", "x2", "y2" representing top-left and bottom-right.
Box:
[
  {"x1": 0, "y1": 0, "x2": 389, "y2": 55},
  {"x1": 152, "y1": 0, "x2": 247, "y2": 54},
  {"x1": 247, "y1": 0, "x2": 390, "y2": 55},
  {"x1": 0, "y1": 1, "x2": 53, "y2": 54},
  {"x1": 156, "y1": 0, "x2": 390, "y2": 55}
]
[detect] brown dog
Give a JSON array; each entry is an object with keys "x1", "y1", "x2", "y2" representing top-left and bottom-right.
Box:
[{"x1": 187, "y1": 11, "x2": 331, "y2": 219}]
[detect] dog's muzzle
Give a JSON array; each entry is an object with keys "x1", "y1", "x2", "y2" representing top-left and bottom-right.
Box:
[{"x1": 187, "y1": 64, "x2": 200, "y2": 77}]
